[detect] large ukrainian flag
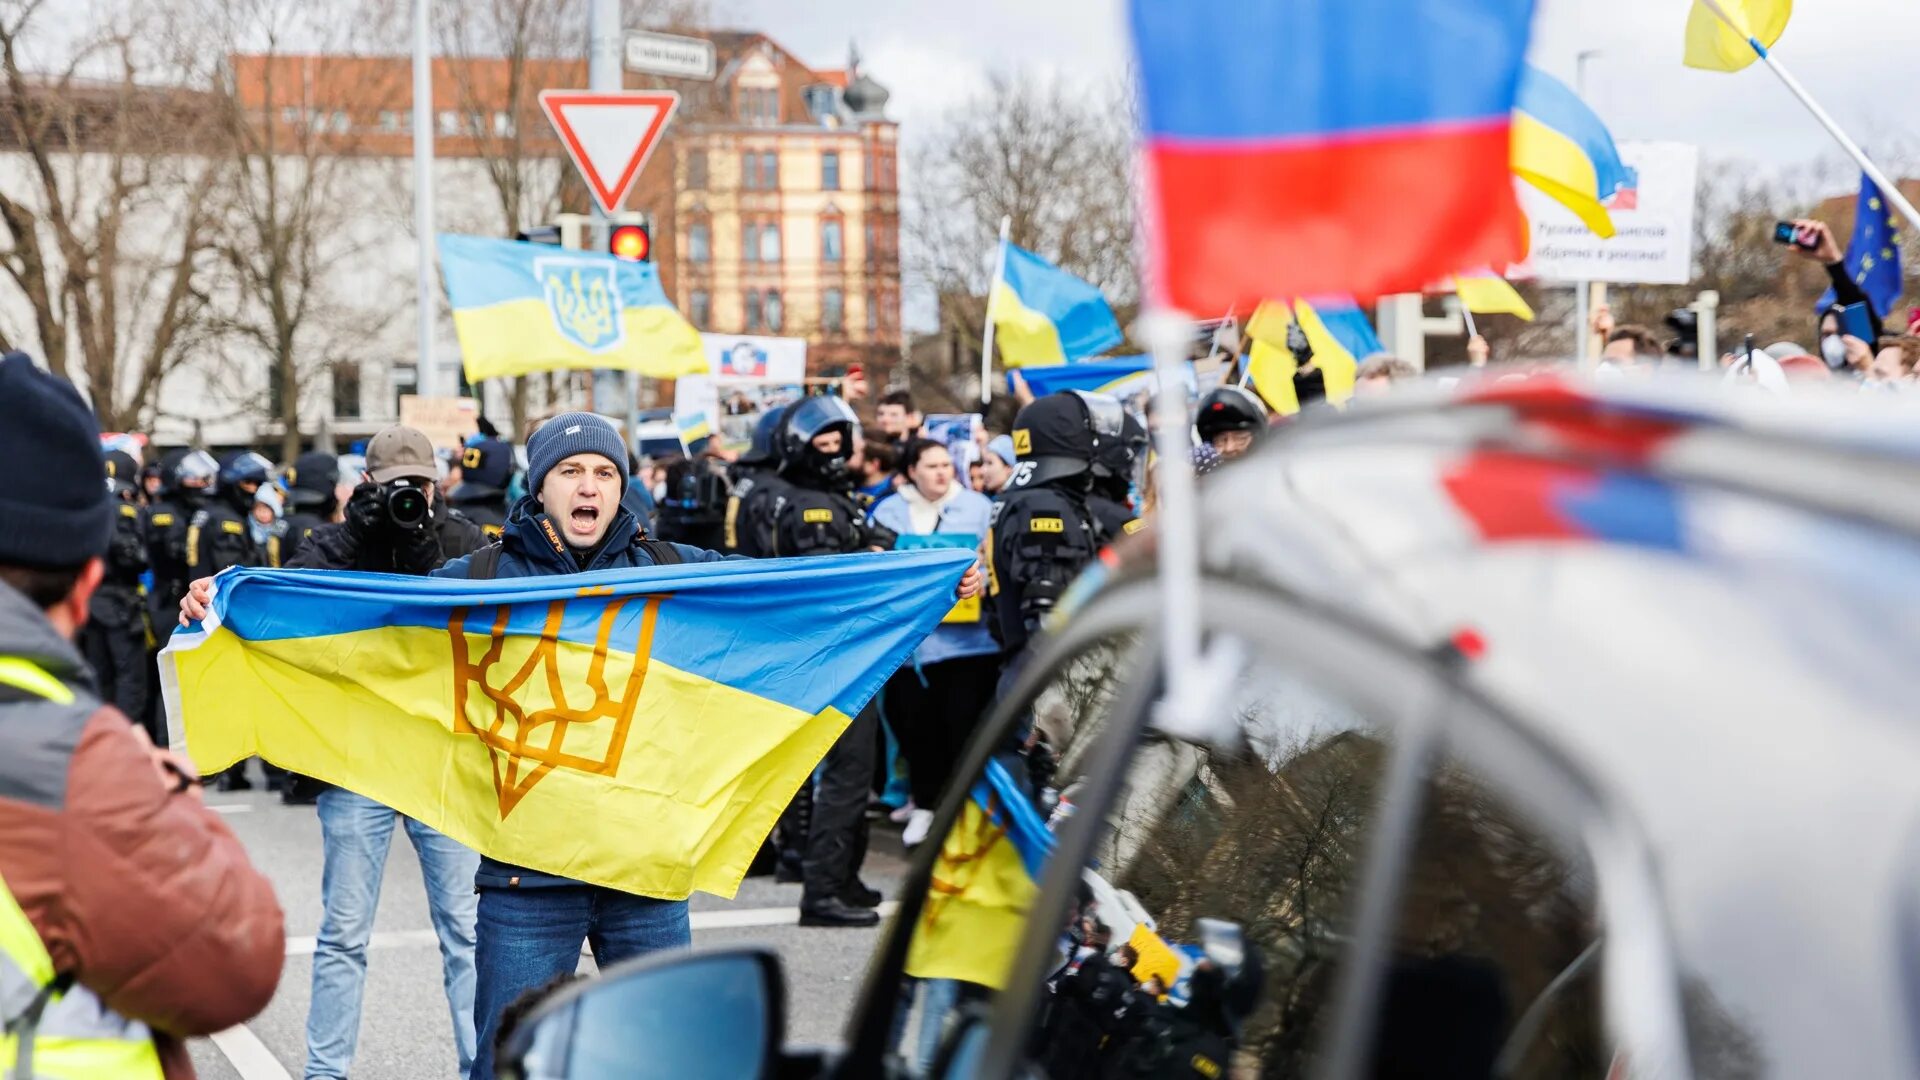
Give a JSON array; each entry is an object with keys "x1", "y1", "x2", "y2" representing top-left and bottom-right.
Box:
[
  {"x1": 990, "y1": 242, "x2": 1125, "y2": 368},
  {"x1": 161, "y1": 548, "x2": 973, "y2": 900},
  {"x1": 438, "y1": 234, "x2": 707, "y2": 383},
  {"x1": 1246, "y1": 298, "x2": 1384, "y2": 414}
]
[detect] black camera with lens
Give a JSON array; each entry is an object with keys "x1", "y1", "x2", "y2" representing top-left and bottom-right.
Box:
[{"x1": 383, "y1": 480, "x2": 431, "y2": 530}]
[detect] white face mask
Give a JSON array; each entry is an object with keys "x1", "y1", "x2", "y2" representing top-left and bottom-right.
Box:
[{"x1": 1822, "y1": 335, "x2": 1847, "y2": 368}]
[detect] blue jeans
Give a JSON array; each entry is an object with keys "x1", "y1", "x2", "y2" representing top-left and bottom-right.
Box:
[
  {"x1": 467, "y1": 885, "x2": 690, "y2": 1080},
  {"x1": 305, "y1": 789, "x2": 480, "y2": 1080}
]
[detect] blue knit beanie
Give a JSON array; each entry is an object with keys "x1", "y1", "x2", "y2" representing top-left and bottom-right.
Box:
[
  {"x1": 527, "y1": 412, "x2": 627, "y2": 497},
  {"x1": 0, "y1": 352, "x2": 112, "y2": 569}
]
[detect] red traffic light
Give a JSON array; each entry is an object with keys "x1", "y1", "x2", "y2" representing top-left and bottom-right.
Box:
[{"x1": 609, "y1": 223, "x2": 650, "y2": 261}]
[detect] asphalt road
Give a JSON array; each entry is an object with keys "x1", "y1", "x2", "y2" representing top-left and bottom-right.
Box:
[{"x1": 184, "y1": 773, "x2": 915, "y2": 1080}]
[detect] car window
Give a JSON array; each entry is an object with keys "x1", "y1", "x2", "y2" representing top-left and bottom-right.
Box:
[{"x1": 1380, "y1": 753, "x2": 1606, "y2": 1079}]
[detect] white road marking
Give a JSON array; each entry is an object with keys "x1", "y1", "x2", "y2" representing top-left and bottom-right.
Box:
[
  {"x1": 207, "y1": 803, "x2": 254, "y2": 814},
  {"x1": 208, "y1": 1023, "x2": 293, "y2": 1080}
]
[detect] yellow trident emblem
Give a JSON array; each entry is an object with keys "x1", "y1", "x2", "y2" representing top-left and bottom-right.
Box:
[
  {"x1": 449, "y1": 591, "x2": 668, "y2": 818},
  {"x1": 540, "y1": 263, "x2": 619, "y2": 350}
]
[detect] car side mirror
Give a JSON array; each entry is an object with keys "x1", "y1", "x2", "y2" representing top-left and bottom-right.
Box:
[{"x1": 495, "y1": 947, "x2": 785, "y2": 1079}]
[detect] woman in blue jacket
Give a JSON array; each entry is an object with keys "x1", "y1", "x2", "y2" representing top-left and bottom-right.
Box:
[{"x1": 869, "y1": 438, "x2": 1000, "y2": 846}]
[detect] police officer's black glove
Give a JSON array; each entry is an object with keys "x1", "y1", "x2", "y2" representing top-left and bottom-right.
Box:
[{"x1": 344, "y1": 482, "x2": 388, "y2": 543}]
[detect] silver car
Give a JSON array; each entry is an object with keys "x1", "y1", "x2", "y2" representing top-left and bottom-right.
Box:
[{"x1": 497, "y1": 374, "x2": 1920, "y2": 1079}]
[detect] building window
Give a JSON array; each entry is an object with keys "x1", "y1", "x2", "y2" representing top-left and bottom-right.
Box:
[
  {"x1": 737, "y1": 87, "x2": 778, "y2": 126},
  {"x1": 822, "y1": 288, "x2": 844, "y2": 333},
  {"x1": 821, "y1": 219, "x2": 842, "y2": 263},
  {"x1": 745, "y1": 290, "x2": 763, "y2": 332},
  {"x1": 689, "y1": 290, "x2": 711, "y2": 330},
  {"x1": 378, "y1": 110, "x2": 402, "y2": 133},
  {"x1": 741, "y1": 222, "x2": 758, "y2": 263},
  {"x1": 758, "y1": 221, "x2": 781, "y2": 264},
  {"x1": 492, "y1": 111, "x2": 514, "y2": 137},
  {"x1": 331, "y1": 362, "x2": 361, "y2": 420},
  {"x1": 804, "y1": 85, "x2": 838, "y2": 122},
  {"x1": 867, "y1": 290, "x2": 879, "y2": 333},
  {"x1": 821, "y1": 152, "x2": 840, "y2": 190},
  {"x1": 328, "y1": 111, "x2": 350, "y2": 133},
  {"x1": 687, "y1": 222, "x2": 711, "y2": 263},
  {"x1": 760, "y1": 152, "x2": 778, "y2": 189},
  {"x1": 740, "y1": 151, "x2": 756, "y2": 190},
  {"x1": 687, "y1": 151, "x2": 708, "y2": 189},
  {"x1": 436, "y1": 110, "x2": 461, "y2": 136},
  {"x1": 765, "y1": 290, "x2": 784, "y2": 333}
]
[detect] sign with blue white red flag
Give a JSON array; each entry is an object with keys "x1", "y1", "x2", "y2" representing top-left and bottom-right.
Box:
[{"x1": 1128, "y1": 0, "x2": 1537, "y2": 312}]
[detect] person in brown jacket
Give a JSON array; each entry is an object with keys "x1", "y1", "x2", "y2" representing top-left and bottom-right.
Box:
[{"x1": 0, "y1": 351, "x2": 285, "y2": 1079}]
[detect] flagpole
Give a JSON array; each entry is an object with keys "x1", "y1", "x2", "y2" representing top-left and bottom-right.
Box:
[
  {"x1": 979, "y1": 216, "x2": 1011, "y2": 406},
  {"x1": 1139, "y1": 307, "x2": 1206, "y2": 739},
  {"x1": 1702, "y1": 0, "x2": 1920, "y2": 234}
]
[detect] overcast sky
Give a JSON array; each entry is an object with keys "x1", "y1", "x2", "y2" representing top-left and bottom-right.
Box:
[{"x1": 719, "y1": 0, "x2": 1919, "y2": 176}]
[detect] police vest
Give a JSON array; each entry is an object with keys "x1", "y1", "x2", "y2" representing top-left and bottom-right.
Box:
[{"x1": 0, "y1": 657, "x2": 165, "y2": 1080}]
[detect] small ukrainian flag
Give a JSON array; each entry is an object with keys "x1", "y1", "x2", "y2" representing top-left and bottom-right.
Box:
[
  {"x1": 438, "y1": 234, "x2": 707, "y2": 383},
  {"x1": 989, "y1": 242, "x2": 1124, "y2": 368}
]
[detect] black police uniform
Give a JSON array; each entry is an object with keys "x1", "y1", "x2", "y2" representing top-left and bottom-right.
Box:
[
  {"x1": 738, "y1": 396, "x2": 891, "y2": 926},
  {"x1": 651, "y1": 457, "x2": 730, "y2": 551},
  {"x1": 448, "y1": 437, "x2": 514, "y2": 538},
  {"x1": 80, "y1": 452, "x2": 154, "y2": 741},
  {"x1": 1087, "y1": 410, "x2": 1147, "y2": 542},
  {"x1": 280, "y1": 450, "x2": 340, "y2": 566},
  {"x1": 188, "y1": 489, "x2": 262, "y2": 578},
  {"x1": 723, "y1": 405, "x2": 792, "y2": 556},
  {"x1": 987, "y1": 392, "x2": 1116, "y2": 665}
]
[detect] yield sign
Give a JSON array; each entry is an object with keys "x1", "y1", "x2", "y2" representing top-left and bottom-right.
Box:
[{"x1": 538, "y1": 89, "x2": 680, "y2": 215}]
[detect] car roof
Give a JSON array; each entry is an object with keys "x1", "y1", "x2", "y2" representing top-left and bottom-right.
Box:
[{"x1": 1189, "y1": 372, "x2": 1920, "y2": 1076}]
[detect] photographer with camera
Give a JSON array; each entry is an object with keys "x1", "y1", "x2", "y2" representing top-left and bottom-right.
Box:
[{"x1": 179, "y1": 423, "x2": 489, "y2": 1079}]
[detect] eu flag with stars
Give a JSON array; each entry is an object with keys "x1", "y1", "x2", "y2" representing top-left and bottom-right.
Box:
[{"x1": 1817, "y1": 173, "x2": 1904, "y2": 320}]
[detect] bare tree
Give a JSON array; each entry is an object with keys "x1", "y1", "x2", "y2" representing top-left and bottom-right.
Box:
[
  {"x1": 193, "y1": 0, "x2": 405, "y2": 460},
  {"x1": 0, "y1": 0, "x2": 226, "y2": 431},
  {"x1": 906, "y1": 74, "x2": 1136, "y2": 401}
]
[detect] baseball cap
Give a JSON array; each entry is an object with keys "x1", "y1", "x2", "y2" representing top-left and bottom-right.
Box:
[{"x1": 365, "y1": 425, "x2": 438, "y2": 483}]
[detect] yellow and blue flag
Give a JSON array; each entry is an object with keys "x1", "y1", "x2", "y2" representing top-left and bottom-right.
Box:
[
  {"x1": 675, "y1": 410, "x2": 713, "y2": 452},
  {"x1": 1816, "y1": 173, "x2": 1903, "y2": 320},
  {"x1": 905, "y1": 756, "x2": 1056, "y2": 989},
  {"x1": 1512, "y1": 65, "x2": 1633, "y2": 239},
  {"x1": 438, "y1": 234, "x2": 707, "y2": 383},
  {"x1": 1685, "y1": 0, "x2": 1791, "y2": 73},
  {"x1": 990, "y1": 242, "x2": 1125, "y2": 368},
  {"x1": 1453, "y1": 272, "x2": 1536, "y2": 321},
  {"x1": 1011, "y1": 355, "x2": 1194, "y2": 401},
  {"x1": 162, "y1": 548, "x2": 974, "y2": 900},
  {"x1": 1246, "y1": 298, "x2": 1384, "y2": 413}
]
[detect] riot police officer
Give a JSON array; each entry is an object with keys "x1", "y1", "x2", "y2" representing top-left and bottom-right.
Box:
[
  {"x1": 189, "y1": 452, "x2": 270, "y2": 579},
  {"x1": 448, "y1": 435, "x2": 514, "y2": 537},
  {"x1": 1193, "y1": 385, "x2": 1269, "y2": 464},
  {"x1": 988, "y1": 391, "x2": 1120, "y2": 672},
  {"x1": 739, "y1": 396, "x2": 895, "y2": 928},
  {"x1": 652, "y1": 455, "x2": 730, "y2": 550},
  {"x1": 723, "y1": 404, "x2": 791, "y2": 556},
  {"x1": 281, "y1": 450, "x2": 340, "y2": 566},
  {"x1": 146, "y1": 448, "x2": 216, "y2": 650},
  {"x1": 80, "y1": 449, "x2": 153, "y2": 741},
  {"x1": 1087, "y1": 409, "x2": 1148, "y2": 541}
]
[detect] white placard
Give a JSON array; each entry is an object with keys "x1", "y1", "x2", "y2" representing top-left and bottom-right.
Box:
[
  {"x1": 699, "y1": 334, "x2": 808, "y2": 384},
  {"x1": 1517, "y1": 141, "x2": 1699, "y2": 285},
  {"x1": 625, "y1": 31, "x2": 716, "y2": 80}
]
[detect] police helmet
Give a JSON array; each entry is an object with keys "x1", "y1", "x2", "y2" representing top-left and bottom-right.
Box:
[
  {"x1": 1194, "y1": 386, "x2": 1269, "y2": 446},
  {"x1": 220, "y1": 451, "x2": 273, "y2": 490},
  {"x1": 1091, "y1": 409, "x2": 1149, "y2": 499},
  {"x1": 103, "y1": 449, "x2": 140, "y2": 499},
  {"x1": 739, "y1": 404, "x2": 793, "y2": 470},
  {"x1": 1006, "y1": 391, "x2": 1113, "y2": 491},
  {"x1": 457, "y1": 437, "x2": 514, "y2": 491},
  {"x1": 173, "y1": 449, "x2": 219, "y2": 492},
  {"x1": 778, "y1": 396, "x2": 861, "y2": 486},
  {"x1": 285, "y1": 450, "x2": 340, "y2": 511}
]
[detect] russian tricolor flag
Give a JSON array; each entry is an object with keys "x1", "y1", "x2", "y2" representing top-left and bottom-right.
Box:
[{"x1": 1130, "y1": 0, "x2": 1537, "y2": 313}]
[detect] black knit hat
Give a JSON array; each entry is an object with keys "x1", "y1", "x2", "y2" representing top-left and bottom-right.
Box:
[{"x1": 0, "y1": 352, "x2": 112, "y2": 568}]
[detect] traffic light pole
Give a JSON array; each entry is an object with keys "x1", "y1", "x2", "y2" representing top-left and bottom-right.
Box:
[{"x1": 587, "y1": 0, "x2": 645, "y2": 451}]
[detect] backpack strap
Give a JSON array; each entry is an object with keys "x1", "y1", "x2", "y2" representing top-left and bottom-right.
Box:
[
  {"x1": 638, "y1": 537, "x2": 684, "y2": 566},
  {"x1": 466, "y1": 543, "x2": 503, "y2": 580}
]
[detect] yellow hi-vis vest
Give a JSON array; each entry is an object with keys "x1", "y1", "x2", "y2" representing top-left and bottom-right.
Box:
[{"x1": 0, "y1": 656, "x2": 164, "y2": 1079}]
